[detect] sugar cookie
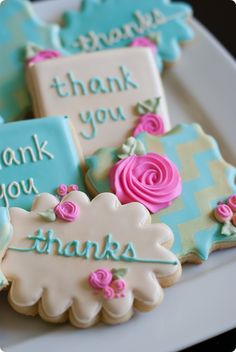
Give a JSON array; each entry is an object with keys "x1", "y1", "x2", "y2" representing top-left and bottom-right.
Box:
[
  {"x1": 0, "y1": 116, "x2": 86, "y2": 209},
  {"x1": 86, "y1": 124, "x2": 236, "y2": 263},
  {"x1": 60, "y1": 0, "x2": 194, "y2": 71},
  {"x1": 27, "y1": 47, "x2": 170, "y2": 155},
  {"x1": 2, "y1": 191, "x2": 181, "y2": 327}
]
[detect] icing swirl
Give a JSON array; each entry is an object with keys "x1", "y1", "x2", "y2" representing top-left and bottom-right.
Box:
[
  {"x1": 130, "y1": 37, "x2": 157, "y2": 54},
  {"x1": 133, "y1": 113, "x2": 165, "y2": 137},
  {"x1": 227, "y1": 195, "x2": 236, "y2": 212},
  {"x1": 54, "y1": 201, "x2": 79, "y2": 222},
  {"x1": 88, "y1": 268, "x2": 113, "y2": 289},
  {"x1": 111, "y1": 279, "x2": 126, "y2": 293},
  {"x1": 57, "y1": 184, "x2": 68, "y2": 197},
  {"x1": 109, "y1": 153, "x2": 182, "y2": 213},
  {"x1": 27, "y1": 50, "x2": 61, "y2": 66},
  {"x1": 103, "y1": 286, "x2": 115, "y2": 300},
  {"x1": 68, "y1": 184, "x2": 79, "y2": 193},
  {"x1": 214, "y1": 204, "x2": 233, "y2": 223}
]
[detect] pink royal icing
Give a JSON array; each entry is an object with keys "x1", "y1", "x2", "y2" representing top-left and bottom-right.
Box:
[
  {"x1": 130, "y1": 37, "x2": 157, "y2": 55},
  {"x1": 88, "y1": 268, "x2": 113, "y2": 289},
  {"x1": 133, "y1": 113, "x2": 165, "y2": 137},
  {"x1": 54, "y1": 201, "x2": 79, "y2": 222},
  {"x1": 57, "y1": 184, "x2": 68, "y2": 197},
  {"x1": 111, "y1": 279, "x2": 126, "y2": 294},
  {"x1": 27, "y1": 50, "x2": 61, "y2": 66},
  {"x1": 68, "y1": 184, "x2": 79, "y2": 193},
  {"x1": 103, "y1": 286, "x2": 115, "y2": 300},
  {"x1": 232, "y1": 214, "x2": 236, "y2": 227},
  {"x1": 214, "y1": 204, "x2": 233, "y2": 223},
  {"x1": 110, "y1": 153, "x2": 182, "y2": 213},
  {"x1": 227, "y1": 195, "x2": 236, "y2": 212}
]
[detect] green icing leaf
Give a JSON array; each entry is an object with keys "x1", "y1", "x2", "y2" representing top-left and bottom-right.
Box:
[
  {"x1": 117, "y1": 137, "x2": 146, "y2": 159},
  {"x1": 38, "y1": 209, "x2": 56, "y2": 222},
  {"x1": 111, "y1": 268, "x2": 128, "y2": 280},
  {"x1": 147, "y1": 32, "x2": 161, "y2": 44},
  {"x1": 136, "y1": 97, "x2": 161, "y2": 115},
  {"x1": 25, "y1": 42, "x2": 43, "y2": 60},
  {"x1": 221, "y1": 221, "x2": 236, "y2": 236}
]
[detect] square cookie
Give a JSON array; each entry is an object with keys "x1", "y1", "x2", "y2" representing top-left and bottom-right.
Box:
[
  {"x1": 0, "y1": 116, "x2": 85, "y2": 209},
  {"x1": 27, "y1": 47, "x2": 170, "y2": 155}
]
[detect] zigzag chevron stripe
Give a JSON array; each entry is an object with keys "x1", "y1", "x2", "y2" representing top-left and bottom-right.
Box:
[{"x1": 85, "y1": 123, "x2": 236, "y2": 263}]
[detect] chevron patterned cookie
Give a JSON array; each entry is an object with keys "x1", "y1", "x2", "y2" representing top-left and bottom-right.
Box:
[
  {"x1": 60, "y1": 0, "x2": 194, "y2": 71},
  {"x1": 2, "y1": 192, "x2": 181, "y2": 327},
  {"x1": 0, "y1": 0, "x2": 63, "y2": 122},
  {"x1": 85, "y1": 124, "x2": 236, "y2": 263}
]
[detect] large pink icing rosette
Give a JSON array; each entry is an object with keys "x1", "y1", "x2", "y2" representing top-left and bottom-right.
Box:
[{"x1": 109, "y1": 153, "x2": 182, "y2": 213}]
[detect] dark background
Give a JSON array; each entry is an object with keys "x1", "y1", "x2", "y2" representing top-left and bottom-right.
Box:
[{"x1": 31, "y1": 0, "x2": 236, "y2": 351}]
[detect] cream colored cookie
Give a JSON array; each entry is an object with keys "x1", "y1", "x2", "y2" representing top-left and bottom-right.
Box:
[{"x1": 2, "y1": 191, "x2": 181, "y2": 327}]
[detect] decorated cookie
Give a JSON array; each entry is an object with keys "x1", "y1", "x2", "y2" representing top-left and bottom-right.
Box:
[
  {"x1": 0, "y1": 116, "x2": 86, "y2": 209},
  {"x1": 60, "y1": 0, "x2": 194, "y2": 71},
  {"x1": 85, "y1": 124, "x2": 236, "y2": 263},
  {"x1": 0, "y1": 208, "x2": 13, "y2": 290},
  {"x1": 27, "y1": 47, "x2": 170, "y2": 155},
  {"x1": 2, "y1": 191, "x2": 181, "y2": 327},
  {"x1": 0, "y1": 0, "x2": 63, "y2": 122}
]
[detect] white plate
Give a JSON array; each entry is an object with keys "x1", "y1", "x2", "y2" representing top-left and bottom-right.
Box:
[{"x1": 1, "y1": 1, "x2": 236, "y2": 351}]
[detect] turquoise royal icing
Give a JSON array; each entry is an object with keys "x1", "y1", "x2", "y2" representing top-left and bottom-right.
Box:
[
  {"x1": 0, "y1": 117, "x2": 86, "y2": 209},
  {"x1": 9, "y1": 230, "x2": 177, "y2": 265},
  {"x1": 85, "y1": 124, "x2": 236, "y2": 262},
  {"x1": 0, "y1": 0, "x2": 63, "y2": 123},
  {"x1": 60, "y1": 0, "x2": 194, "y2": 71}
]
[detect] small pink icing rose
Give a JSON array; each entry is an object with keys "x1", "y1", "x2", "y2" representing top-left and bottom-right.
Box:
[
  {"x1": 110, "y1": 153, "x2": 182, "y2": 213},
  {"x1": 27, "y1": 50, "x2": 61, "y2": 66},
  {"x1": 232, "y1": 214, "x2": 236, "y2": 227},
  {"x1": 214, "y1": 204, "x2": 233, "y2": 223},
  {"x1": 111, "y1": 279, "x2": 126, "y2": 293},
  {"x1": 103, "y1": 286, "x2": 115, "y2": 300},
  {"x1": 130, "y1": 37, "x2": 157, "y2": 54},
  {"x1": 54, "y1": 201, "x2": 79, "y2": 222},
  {"x1": 88, "y1": 269, "x2": 113, "y2": 289},
  {"x1": 56, "y1": 184, "x2": 68, "y2": 197},
  {"x1": 227, "y1": 195, "x2": 236, "y2": 212},
  {"x1": 68, "y1": 184, "x2": 79, "y2": 193},
  {"x1": 133, "y1": 113, "x2": 165, "y2": 137}
]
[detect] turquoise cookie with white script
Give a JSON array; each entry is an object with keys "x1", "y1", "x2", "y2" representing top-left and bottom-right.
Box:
[
  {"x1": 0, "y1": 0, "x2": 63, "y2": 122},
  {"x1": 85, "y1": 124, "x2": 236, "y2": 263},
  {"x1": 2, "y1": 191, "x2": 181, "y2": 327},
  {"x1": 0, "y1": 116, "x2": 86, "y2": 209},
  {"x1": 60, "y1": 0, "x2": 194, "y2": 71}
]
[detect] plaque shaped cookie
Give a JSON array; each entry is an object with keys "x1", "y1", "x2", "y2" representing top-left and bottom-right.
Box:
[
  {"x1": 85, "y1": 124, "x2": 236, "y2": 263},
  {"x1": 0, "y1": 0, "x2": 63, "y2": 122},
  {"x1": 0, "y1": 117, "x2": 86, "y2": 209},
  {"x1": 2, "y1": 192, "x2": 181, "y2": 327},
  {"x1": 27, "y1": 47, "x2": 170, "y2": 155},
  {"x1": 60, "y1": 0, "x2": 194, "y2": 71}
]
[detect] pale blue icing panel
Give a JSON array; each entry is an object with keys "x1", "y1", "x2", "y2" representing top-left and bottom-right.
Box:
[
  {"x1": 0, "y1": 116, "x2": 86, "y2": 210},
  {"x1": 85, "y1": 124, "x2": 236, "y2": 261},
  {"x1": 0, "y1": 0, "x2": 63, "y2": 123},
  {"x1": 61, "y1": 0, "x2": 194, "y2": 71}
]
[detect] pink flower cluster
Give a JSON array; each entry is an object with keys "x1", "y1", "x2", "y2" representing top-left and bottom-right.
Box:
[
  {"x1": 56, "y1": 184, "x2": 79, "y2": 197},
  {"x1": 214, "y1": 195, "x2": 236, "y2": 226},
  {"x1": 88, "y1": 269, "x2": 126, "y2": 300}
]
